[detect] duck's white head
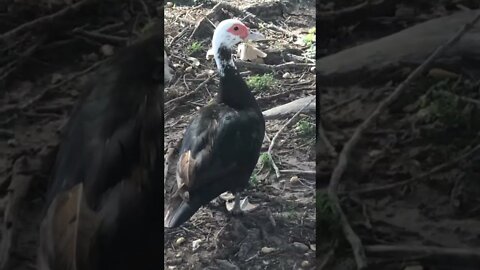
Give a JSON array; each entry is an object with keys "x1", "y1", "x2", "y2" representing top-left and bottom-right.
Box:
[
  {"x1": 211, "y1": 19, "x2": 264, "y2": 75},
  {"x1": 212, "y1": 19, "x2": 264, "y2": 50}
]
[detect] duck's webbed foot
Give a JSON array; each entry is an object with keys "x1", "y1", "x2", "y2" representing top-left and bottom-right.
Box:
[{"x1": 225, "y1": 192, "x2": 258, "y2": 215}]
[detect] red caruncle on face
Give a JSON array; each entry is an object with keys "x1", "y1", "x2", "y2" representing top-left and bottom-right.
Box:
[{"x1": 227, "y1": 23, "x2": 249, "y2": 39}]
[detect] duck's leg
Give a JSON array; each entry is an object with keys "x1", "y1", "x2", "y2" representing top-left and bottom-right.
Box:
[
  {"x1": 178, "y1": 184, "x2": 190, "y2": 202},
  {"x1": 230, "y1": 192, "x2": 243, "y2": 215}
]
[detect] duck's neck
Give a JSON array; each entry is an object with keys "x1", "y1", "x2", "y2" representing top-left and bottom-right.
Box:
[
  {"x1": 213, "y1": 45, "x2": 235, "y2": 77},
  {"x1": 213, "y1": 45, "x2": 260, "y2": 111}
]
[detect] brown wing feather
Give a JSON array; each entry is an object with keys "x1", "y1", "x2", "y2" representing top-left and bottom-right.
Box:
[
  {"x1": 175, "y1": 118, "x2": 221, "y2": 192},
  {"x1": 38, "y1": 183, "x2": 100, "y2": 270}
]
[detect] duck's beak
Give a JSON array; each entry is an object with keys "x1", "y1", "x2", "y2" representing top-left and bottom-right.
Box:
[{"x1": 245, "y1": 30, "x2": 265, "y2": 42}]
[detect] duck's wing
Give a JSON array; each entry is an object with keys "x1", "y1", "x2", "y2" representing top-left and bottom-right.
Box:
[
  {"x1": 39, "y1": 34, "x2": 164, "y2": 269},
  {"x1": 165, "y1": 105, "x2": 264, "y2": 228},
  {"x1": 178, "y1": 105, "x2": 263, "y2": 190},
  {"x1": 38, "y1": 183, "x2": 99, "y2": 270}
]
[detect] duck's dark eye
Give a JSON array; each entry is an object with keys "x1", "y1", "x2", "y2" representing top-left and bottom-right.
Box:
[{"x1": 234, "y1": 26, "x2": 239, "y2": 31}]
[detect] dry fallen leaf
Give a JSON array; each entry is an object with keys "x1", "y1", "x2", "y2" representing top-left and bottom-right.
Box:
[
  {"x1": 261, "y1": 247, "x2": 276, "y2": 254},
  {"x1": 187, "y1": 57, "x2": 200, "y2": 67},
  {"x1": 237, "y1": 43, "x2": 267, "y2": 62},
  {"x1": 175, "y1": 237, "x2": 186, "y2": 246},
  {"x1": 192, "y1": 239, "x2": 202, "y2": 251},
  {"x1": 219, "y1": 192, "x2": 235, "y2": 201},
  {"x1": 206, "y1": 48, "x2": 214, "y2": 60}
]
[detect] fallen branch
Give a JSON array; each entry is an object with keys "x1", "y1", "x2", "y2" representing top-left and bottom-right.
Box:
[
  {"x1": 317, "y1": 10, "x2": 480, "y2": 86},
  {"x1": 257, "y1": 87, "x2": 314, "y2": 103},
  {"x1": 278, "y1": 169, "x2": 315, "y2": 175},
  {"x1": 0, "y1": 0, "x2": 95, "y2": 42},
  {"x1": 318, "y1": 0, "x2": 395, "y2": 25},
  {"x1": 0, "y1": 36, "x2": 47, "y2": 86},
  {"x1": 267, "y1": 96, "x2": 315, "y2": 178},
  {"x1": 348, "y1": 142, "x2": 480, "y2": 196},
  {"x1": 327, "y1": 11, "x2": 480, "y2": 270},
  {"x1": 262, "y1": 96, "x2": 316, "y2": 120},
  {"x1": 366, "y1": 245, "x2": 480, "y2": 263},
  {"x1": 236, "y1": 60, "x2": 314, "y2": 73}
]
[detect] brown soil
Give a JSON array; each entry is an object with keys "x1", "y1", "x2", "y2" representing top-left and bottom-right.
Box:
[
  {"x1": 319, "y1": 1, "x2": 480, "y2": 270},
  {"x1": 0, "y1": 0, "x2": 163, "y2": 269}
]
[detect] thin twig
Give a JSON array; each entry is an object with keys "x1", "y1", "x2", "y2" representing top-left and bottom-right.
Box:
[
  {"x1": 327, "y1": 11, "x2": 480, "y2": 270},
  {"x1": 437, "y1": 90, "x2": 480, "y2": 107},
  {"x1": 0, "y1": 59, "x2": 106, "y2": 115},
  {"x1": 319, "y1": 241, "x2": 338, "y2": 270},
  {"x1": 318, "y1": 118, "x2": 337, "y2": 157},
  {"x1": 138, "y1": 0, "x2": 151, "y2": 19},
  {"x1": 267, "y1": 96, "x2": 315, "y2": 178},
  {"x1": 321, "y1": 93, "x2": 362, "y2": 114},
  {"x1": 165, "y1": 75, "x2": 216, "y2": 106},
  {"x1": 348, "y1": 142, "x2": 480, "y2": 195},
  {"x1": 257, "y1": 87, "x2": 314, "y2": 103},
  {"x1": 0, "y1": 0, "x2": 95, "y2": 41},
  {"x1": 72, "y1": 29, "x2": 128, "y2": 45},
  {"x1": 169, "y1": 27, "x2": 191, "y2": 47},
  {"x1": 236, "y1": 60, "x2": 314, "y2": 72},
  {"x1": 164, "y1": 140, "x2": 182, "y2": 184},
  {"x1": 0, "y1": 36, "x2": 46, "y2": 86}
]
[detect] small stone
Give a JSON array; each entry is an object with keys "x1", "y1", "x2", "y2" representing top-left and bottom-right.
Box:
[
  {"x1": 310, "y1": 66, "x2": 316, "y2": 73},
  {"x1": 395, "y1": 5, "x2": 415, "y2": 18},
  {"x1": 7, "y1": 139, "x2": 17, "y2": 147},
  {"x1": 261, "y1": 247, "x2": 276, "y2": 254},
  {"x1": 51, "y1": 73, "x2": 63, "y2": 84},
  {"x1": 185, "y1": 66, "x2": 193, "y2": 73},
  {"x1": 309, "y1": 244, "x2": 316, "y2": 251},
  {"x1": 85, "y1": 52, "x2": 99, "y2": 62},
  {"x1": 404, "y1": 266, "x2": 423, "y2": 270},
  {"x1": 289, "y1": 176, "x2": 300, "y2": 184},
  {"x1": 166, "y1": 2, "x2": 173, "y2": 8},
  {"x1": 292, "y1": 242, "x2": 309, "y2": 252},
  {"x1": 175, "y1": 251, "x2": 183, "y2": 258},
  {"x1": 175, "y1": 237, "x2": 185, "y2": 246},
  {"x1": 192, "y1": 239, "x2": 202, "y2": 251},
  {"x1": 100, "y1": 44, "x2": 114, "y2": 56},
  {"x1": 301, "y1": 261, "x2": 310, "y2": 268},
  {"x1": 282, "y1": 72, "x2": 292, "y2": 79},
  {"x1": 428, "y1": 68, "x2": 459, "y2": 79}
]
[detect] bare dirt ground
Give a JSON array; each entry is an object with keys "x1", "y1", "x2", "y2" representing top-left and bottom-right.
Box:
[
  {"x1": 164, "y1": 0, "x2": 316, "y2": 269},
  {"x1": 319, "y1": 1, "x2": 480, "y2": 270},
  {"x1": 0, "y1": 0, "x2": 164, "y2": 269}
]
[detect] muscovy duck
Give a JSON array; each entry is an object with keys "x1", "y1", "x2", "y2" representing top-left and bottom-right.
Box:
[
  {"x1": 164, "y1": 19, "x2": 265, "y2": 228},
  {"x1": 38, "y1": 31, "x2": 170, "y2": 270}
]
